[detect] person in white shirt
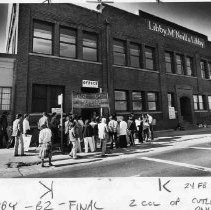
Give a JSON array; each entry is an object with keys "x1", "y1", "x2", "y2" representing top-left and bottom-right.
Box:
[
  {"x1": 23, "y1": 114, "x2": 30, "y2": 135},
  {"x1": 143, "y1": 114, "x2": 150, "y2": 142},
  {"x1": 147, "y1": 114, "x2": 154, "y2": 140},
  {"x1": 69, "y1": 121, "x2": 78, "y2": 159},
  {"x1": 98, "y1": 118, "x2": 109, "y2": 156},
  {"x1": 108, "y1": 115, "x2": 118, "y2": 149},
  {"x1": 12, "y1": 114, "x2": 24, "y2": 156},
  {"x1": 38, "y1": 123, "x2": 52, "y2": 167},
  {"x1": 118, "y1": 116, "x2": 128, "y2": 148},
  {"x1": 38, "y1": 112, "x2": 49, "y2": 130}
]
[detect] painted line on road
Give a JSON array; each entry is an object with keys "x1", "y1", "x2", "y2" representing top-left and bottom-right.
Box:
[
  {"x1": 139, "y1": 157, "x2": 211, "y2": 172},
  {"x1": 189, "y1": 147, "x2": 211, "y2": 151}
]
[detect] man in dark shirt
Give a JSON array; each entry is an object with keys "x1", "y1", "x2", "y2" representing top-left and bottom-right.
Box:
[{"x1": 0, "y1": 112, "x2": 9, "y2": 148}]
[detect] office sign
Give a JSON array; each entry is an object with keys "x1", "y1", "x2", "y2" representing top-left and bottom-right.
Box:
[
  {"x1": 146, "y1": 20, "x2": 205, "y2": 48},
  {"x1": 169, "y1": 106, "x2": 176, "y2": 119},
  {"x1": 82, "y1": 80, "x2": 98, "y2": 88},
  {"x1": 72, "y1": 92, "x2": 109, "y2": 108}
]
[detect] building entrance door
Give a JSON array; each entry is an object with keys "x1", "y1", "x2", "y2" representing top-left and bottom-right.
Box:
[
  {"x1": 180, "y1": 96, "x2": 192, "y2": 122},
  {"x1": 81, "y1": 108, "x2": 100, "y2": 121}
]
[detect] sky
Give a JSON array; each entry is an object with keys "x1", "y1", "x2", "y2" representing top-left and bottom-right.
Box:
[{"x1": 0, "y1": 1, "x2": 211, "y2": 53}]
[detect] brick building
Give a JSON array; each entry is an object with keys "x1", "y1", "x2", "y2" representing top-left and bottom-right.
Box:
[
  {"x1": 0, "y1": 53, "x2": 16, "y2": 119},
  {"x1": 6, "y1": 3, "x2": 211, "y2": 129}
]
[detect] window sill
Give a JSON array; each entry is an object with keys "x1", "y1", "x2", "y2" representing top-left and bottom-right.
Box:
[
  {"x1": 113, "y1": 65, "x2": 159, "y2": 73},
  {"x1": 166, "y1": 73, "x2": 197, "y2": 78},
  {"x1": 29, "y1": 53, "x2": 103, "y2": 65},
  {"x1": 194, "y1": 110, "x2": 209, "y2": 112}
]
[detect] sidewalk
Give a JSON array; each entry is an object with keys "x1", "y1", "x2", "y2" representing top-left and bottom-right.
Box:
[{"x1": 1, "y1": 126, "x2": 211, "y2": 175}]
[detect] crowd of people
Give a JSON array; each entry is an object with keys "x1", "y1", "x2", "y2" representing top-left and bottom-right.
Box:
[{"x1": 0, "y1": 111, "x2": 155, "y2": 167}]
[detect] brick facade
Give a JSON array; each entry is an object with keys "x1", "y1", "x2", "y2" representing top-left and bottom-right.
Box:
[{"x1": 10, "y1": 3, "x2": 211, "y2": 130}]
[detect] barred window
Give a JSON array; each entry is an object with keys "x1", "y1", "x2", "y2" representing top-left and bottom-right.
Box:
[
  {"x1": 32, "y1": 84, "x2": 64, "y2": 113},
  {"x1": 0, "y1": 87, "x2": 12, "y2": 110}
]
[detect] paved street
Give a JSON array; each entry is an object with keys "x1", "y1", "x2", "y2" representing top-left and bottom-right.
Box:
[
  {"x1": 24, "y1": 141, "x2": 211, "y2": 178},
  {"x1": 0, "y1": 128, "x2": 211, "y2": 178}
]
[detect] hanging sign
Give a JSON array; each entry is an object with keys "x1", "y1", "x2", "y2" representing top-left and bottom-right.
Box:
[
  {"x1": 72, "y1": 92, "x2": 109, "y2": 108},
  {"x1": 82, "y1": 80, "x2": 98, "y2": 88},
  {"x1": 58, "y1": 94, "x2": 63, "y2": 105}
]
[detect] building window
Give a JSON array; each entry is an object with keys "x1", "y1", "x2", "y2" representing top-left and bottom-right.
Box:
[
  {"x1": 32, "y1": 84, "x2": 64, "y2": 113},
  {"x1": 208, "y1": 63, "x2": 211, "y2": 79},
  {"x1": 145, "y1": 47, "x2": 155, "y2": 70},
  {"x1": 83, "y1": 32, "x2": 98, "y2": 62},
  {"x1": 193, "y1": 95, "x2": 205, "y2": 110},
  {"x1": 176, "y1": 54, "x2": 184, "y2": 74},
  {"x1": 113, "y1": 39, "x2": 126, "y2": 66},
  {"x1": 147, "y1": 92, "x2": 158, "y2": 111},
  {"x1": 198, "y1": 95, "x2": 205, "y2": 110},
  {"x1": 165, "y1": 52, "x2": 173, "y2": 73},
  {"x1": 132, "y1": 91, "x2": 143, "y2": 111},
  {"x1": 200, "y1": 60, "x2": 206, "y2": 79},
  {"x1": 60, "y1": 27, "x2": 76, "y2": 58},
  {"x1": 130, "y1": 43, "x2": 140, "y2": 68},
  {"x1": 0, "y1": 87, "x2": 11, "y2": 110},
  {"x1": 186, "y1": 57, "x2": 193, "y2": 76},
  {"x1": 168, "y1": 93, "x2": 174, "y2": 107},
  {"x1": 33, "y1": 21, "x2": 52, "y2": 55},
  {"x1": 115, "y1": 90, "x2": 127, "y2": 111},
  {"x1": 193, "y1": 95, "x2": 198, "y2": 110},
  {"x1": 208, "y1": 96, "x2": 211, "y2": 110}
]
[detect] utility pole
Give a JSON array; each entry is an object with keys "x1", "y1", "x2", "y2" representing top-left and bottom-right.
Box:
[{"x1": 58, "y1": 94, "x2": 63, "y2": 153}]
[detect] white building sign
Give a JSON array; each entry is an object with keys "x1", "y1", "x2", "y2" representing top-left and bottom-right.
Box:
[
  {"x1": 82, "y1": 80, "x2": 98, "y2": 88},
  {"x1": 169, "y1": 106, "x2": 176, "y2": 119},
  {"x1": 147, "y1": 20, "x2": 205, "y2": 48},
  {"x1": 51, "y1": 108, "x2": 62, "y2": 114}
]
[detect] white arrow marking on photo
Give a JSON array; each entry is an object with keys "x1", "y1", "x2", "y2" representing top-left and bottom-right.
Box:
[{"x1": 139, "y1": 157, "x2": 211, "y2": 172}]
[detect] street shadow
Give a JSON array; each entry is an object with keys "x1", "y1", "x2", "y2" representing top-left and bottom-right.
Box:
[
  {"x1": 53, "y1": 158, "x2": 102, "y2": 168},
  {"x1": 154, "y1": 136, "x2": 181, "y2": 143}
]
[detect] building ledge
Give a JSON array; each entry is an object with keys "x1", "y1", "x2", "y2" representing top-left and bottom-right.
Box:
[
  {"x1": 194, "y1": 110, "x2": 209, "y2": 112},
  {"x1": 116, "y1": 111, "x2": 163, "y2": 115},
  {"x1": 166, "y1": 73, "x2": 197, "y2": 79},
  {"x1": 113, "y1": 65, "x2": 160, "y2": 74},
  {"x1": 29, "y1": 53, "x2": 103, "y2": 65}
]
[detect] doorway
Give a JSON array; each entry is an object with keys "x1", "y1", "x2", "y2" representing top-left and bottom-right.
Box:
[
  {"x1": 180, "y1": 96, "x2": 192, "y2": 122},
  {"x1": 81, "y1": 108, "x2": 100, "y2": 121}
]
